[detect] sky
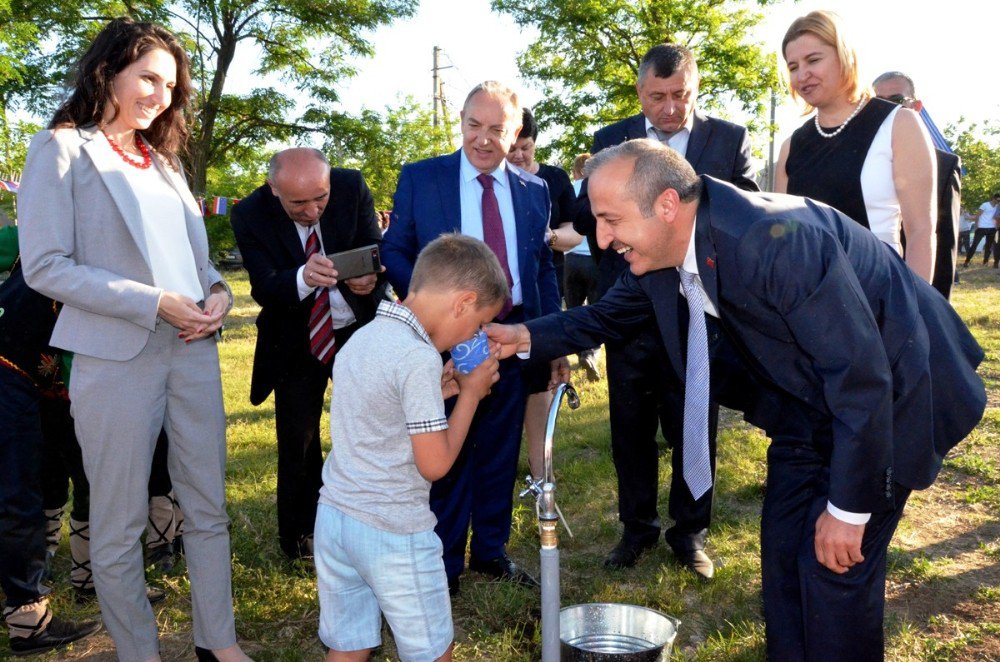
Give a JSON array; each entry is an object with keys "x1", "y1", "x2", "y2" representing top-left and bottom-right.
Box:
[{"x1": 274, "y1": 0, "x2": 997, "y2": 164}]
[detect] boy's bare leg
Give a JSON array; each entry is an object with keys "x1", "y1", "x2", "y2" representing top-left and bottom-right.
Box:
[{"x1": 328, "y1": 649, "x2": 370, "y2": 662}]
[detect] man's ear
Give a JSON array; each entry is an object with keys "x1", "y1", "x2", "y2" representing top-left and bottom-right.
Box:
[{"x1": 655, "y1": 187, "x2": 682, "y2": 224}]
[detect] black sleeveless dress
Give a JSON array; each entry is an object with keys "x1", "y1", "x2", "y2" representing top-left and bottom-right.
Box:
[{"x1": 785, "y1": 97, "x2": 895, "y2": 229}]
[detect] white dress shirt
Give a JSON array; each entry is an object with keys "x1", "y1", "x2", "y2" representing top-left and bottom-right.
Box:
[
  {"x1": 646, "y1": 113, "x2": 694, "y2": 158},
  {"x1": 294, "y1": 224, "x2": 357, "y2": 329},
  {"x1": 459, "y1": 151, "x2": 523, "y2": 306}
]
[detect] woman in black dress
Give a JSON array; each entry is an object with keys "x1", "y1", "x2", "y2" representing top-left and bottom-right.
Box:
[{"x1": 775, "y1": 10, "x2": 936, "y2": 283}]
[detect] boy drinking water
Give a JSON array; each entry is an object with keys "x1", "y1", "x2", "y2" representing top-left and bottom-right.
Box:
[{"x1": 315, "y1": 234, "x2": 508, "y2": 661}]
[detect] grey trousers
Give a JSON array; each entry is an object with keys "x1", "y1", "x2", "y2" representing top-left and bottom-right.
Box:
[{"x1": 70, "y1": 323, "x2": 236, "y2": 661}]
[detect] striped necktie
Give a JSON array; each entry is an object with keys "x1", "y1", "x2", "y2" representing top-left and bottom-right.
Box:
[
  {"x1": 305, "y1": 227, "x2": 335, "y2": 363},
  {"x1": 678, "y1": 268, "x2": 713, "y2": 500}
]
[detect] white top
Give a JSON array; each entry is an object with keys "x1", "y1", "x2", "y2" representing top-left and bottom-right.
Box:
[
  {"x1": 122, "y1": 154, "x2": 203, "y2": 302},
  {"x1": 977, "y1": 202, "x2": 998, "y2": 230},
  {"x1": 293, "y1": 225, "x2": 357, "y2": 329},
  {"x1": 859, "y1": 106, "x2": 903, "y2": 254},
  {"x1": 459, "y1": 150, "x2": 522, "y2": 306}
]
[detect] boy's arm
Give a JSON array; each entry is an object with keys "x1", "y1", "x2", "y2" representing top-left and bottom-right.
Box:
[{"x1": 411, "y1": 355, "x2": 499, "y2": 481}]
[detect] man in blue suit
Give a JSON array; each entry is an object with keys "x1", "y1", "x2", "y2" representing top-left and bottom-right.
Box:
[
  {"x1": 488, "y1": 139, "x2": 985, "y2": 659},
  {"x1": 382, "y1": 81, "x2": 563, "y2": 593},
  {"x1": 575, "y1": 44, "x2": 759, "y2": 577}
]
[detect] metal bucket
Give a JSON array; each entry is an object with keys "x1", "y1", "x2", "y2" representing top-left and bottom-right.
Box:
[{"x1": 560, "y1": 603, "x2": 680, "y2": 661}]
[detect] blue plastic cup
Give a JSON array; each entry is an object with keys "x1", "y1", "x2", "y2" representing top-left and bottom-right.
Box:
[{"x1": 450, "y1": 330, "x2": 491, "y2": 374}]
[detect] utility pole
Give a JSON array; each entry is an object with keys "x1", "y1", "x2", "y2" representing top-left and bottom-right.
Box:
[
  {"x1": 432, "y1": 46, "x2": 453, "y2": 128},
  {"x1": 767, "y1": 88, "x2": 777, "y2": 192}
]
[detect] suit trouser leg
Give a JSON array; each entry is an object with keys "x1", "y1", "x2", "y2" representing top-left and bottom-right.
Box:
[
  {"x1": 563, "y1": 254, "x2": 600, "y2": 362},
  {"x1": 606, "y1": 328, "x2": 663, "y2": 542},
  {"x1": 40, "y1": 398, "x2": 91, "y2": 521},
  {"x1": 431, "y1": 356, "x2": 527, "y2": 578},
  {"x1": 663, "y1": 390, "x2": 717, "y2": 553},
  {"x1": 761, "y1": 414, "x2": 909, "y2": 662},
  {"x1": 0, "y1": 367, "x2": 50, "y2": 609},
  {"x1": 161, "y1": 336, "x2": 236, "y2": 650},
  {"x1": 71, "y1": 327, "x2": 236, "y2": 660},
  {"x1": 273, "y1": 357, "x2": 329, "y2": 557}
]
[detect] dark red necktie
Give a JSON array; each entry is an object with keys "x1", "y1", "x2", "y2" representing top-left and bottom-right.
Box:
[
  {"x1": 305, "y1": 227, "x2": 335, "y2": 363},
  {"x1": 477, "y1": 173, "x2": 514, "y2": 319}
]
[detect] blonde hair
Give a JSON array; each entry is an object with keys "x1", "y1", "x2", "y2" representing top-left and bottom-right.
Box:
[
  {"x1": 410, "y1": 233, "x2": 509, "y2": 309},
  {"x1": 781, "y1": 10, "x2": 868, "y2": 113}
]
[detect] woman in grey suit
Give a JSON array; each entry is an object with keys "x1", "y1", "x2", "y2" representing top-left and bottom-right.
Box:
[{"x1": 18, "y1": 18, "x2": 251, "y2": 662}]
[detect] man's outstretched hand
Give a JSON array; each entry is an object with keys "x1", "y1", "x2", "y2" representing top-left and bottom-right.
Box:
[{"x1": 483, "y1": 322, "x2": 531, "y2": 359}]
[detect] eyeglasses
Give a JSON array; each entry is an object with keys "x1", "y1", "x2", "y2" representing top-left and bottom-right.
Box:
[{"x1": 880, "y1": 93, "x2": 915, "y2": 107}]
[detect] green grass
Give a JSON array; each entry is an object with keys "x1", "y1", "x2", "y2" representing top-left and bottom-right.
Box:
[{"x1": 7, "y1": 266, "x2": 1000, "y2": 660}]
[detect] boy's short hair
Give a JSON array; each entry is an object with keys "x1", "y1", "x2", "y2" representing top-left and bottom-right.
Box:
[{"x1": 410, "y1": 233, "x2": 509, "y2": 308}]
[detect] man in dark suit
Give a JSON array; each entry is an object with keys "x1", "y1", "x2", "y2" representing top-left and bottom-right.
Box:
[
  {"x1": 231, "y1": 148, "x2": 385, "y2": 560},
  {"x1": 489, "y1": 139, "x2": 985, "y2": 659},
  {"x1": 575, "y1": 43, "x2": 758, "y2": 577},
  {"x1": 873, "y1": 71, "x2": 962, "y2": 299},
  {"x1": 382, "y1": 81, "x2": 563, "y2": 593}
]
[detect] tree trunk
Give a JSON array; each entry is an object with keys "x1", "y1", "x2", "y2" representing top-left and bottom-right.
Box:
[{"x1": 188, "y1": 20, "x2": 238, "y2": 195}]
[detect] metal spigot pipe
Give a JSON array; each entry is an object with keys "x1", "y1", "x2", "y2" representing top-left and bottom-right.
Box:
[{"x1": 538, "y1": 382, "x2": 579, "y2": 662}]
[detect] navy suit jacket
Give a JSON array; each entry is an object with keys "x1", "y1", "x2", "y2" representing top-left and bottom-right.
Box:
[
  {"x1": 575, "y1": 111, "x2": 758, "y2": 294},
  {"x1": 382, "y1": 150, "x2": 561, "y2": 319},
  {"x1": 231, "y1": 168, "x2": 386, "y2": 405},
  {"x1": 530, "y1": 177, "x2": 985, "y2": 514}
]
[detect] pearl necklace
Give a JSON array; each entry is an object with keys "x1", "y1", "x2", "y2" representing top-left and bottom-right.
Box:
[
  {"x1": 813, "y1": 98, "x2": 867, "y2": 139},
  {"x1": 102, "y1": 130, "x2": 153, "y2": 169}
]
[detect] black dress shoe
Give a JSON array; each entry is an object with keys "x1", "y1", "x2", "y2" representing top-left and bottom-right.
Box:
[
  {"x1": 9, "y1": 616, "x2": 101, "y2": 656},
  {"x1": 674, "y1": 548, "x2": 715, "y2": 581},
  {"x1": 603, "y1": 535, "x2": 658, "y2": 569},
  {"x1": 447, "y1": 575, "x2": 460, "y2": 597},
  {"x1": 468, "y1": 554, "x2": 540, "y2": 589}
]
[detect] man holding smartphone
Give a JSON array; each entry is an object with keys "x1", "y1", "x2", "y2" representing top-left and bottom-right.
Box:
[{"x1": 231, "y1": 147, "x2": 387, "y2": 560}]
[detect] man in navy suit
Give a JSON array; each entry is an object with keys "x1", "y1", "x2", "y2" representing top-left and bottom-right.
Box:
[
  {"x1": 382, "y1": 81, "x2": 563, "y2": 593},
  {"x1": 575, "y1": 43, "x2": 758, "y2": 577},
  {"x1": 488, "y1": 139, "x2": 985, "y2": 659}
]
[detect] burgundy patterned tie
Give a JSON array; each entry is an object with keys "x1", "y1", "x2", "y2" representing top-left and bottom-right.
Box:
[
  {"x1": 305, "y1": 227, "x2": 335, "y2": 363},
  {"x1": 476, "y1": 173, "x2": 514, "y2": 319}
]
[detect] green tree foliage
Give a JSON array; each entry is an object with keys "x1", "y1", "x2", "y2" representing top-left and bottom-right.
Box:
[
  {"x1": 492, "y1": 0, "x2": 781, "y2": 164},
  {"x1": 0, "y1": 0, "x2": 418, "y2": 195},
  {"x1": 324, "y1": 96, "x2": 454, "y2": 210},
  {"x1": 947, "y1": 120, "x2": 1000, "y2": 210}
]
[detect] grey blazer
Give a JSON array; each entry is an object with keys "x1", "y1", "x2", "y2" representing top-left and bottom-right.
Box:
[{"x1": 18, "y1": 124, "x2": 222, "y2": 361}]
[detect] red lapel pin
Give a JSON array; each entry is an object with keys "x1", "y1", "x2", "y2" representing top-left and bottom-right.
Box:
[{"x1": 706, "y1": 256, "x2": 715, "y2": 269}]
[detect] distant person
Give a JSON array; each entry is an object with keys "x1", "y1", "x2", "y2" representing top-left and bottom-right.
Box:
[
  {"x1": 964, "y1": 193, "x2": 1000, "y2": 268},
  {"x1": 563, "y1": 153, "x2": 601, "y2": 382},
  {"x1": 873, "y1": 71, "x2": 962, "y2": 298},
  {"x1": 382, "y1": 81, "x2": 563, "y2": 593},
  {"x1": 315, "y1": 234, "x2": 503, "y2": 662},
  {"x1": 231, "y1": 147, "x2": 386, "y2": 561},
  {"x1": 777, "y1": 11, "x2": 937, "y2": 284},
  {"x1": 958, "y1": 208, "x2": 975, "y2": 257},
  {"x1": 574, "y1": 43, "x2": 758, "y2": 577}
]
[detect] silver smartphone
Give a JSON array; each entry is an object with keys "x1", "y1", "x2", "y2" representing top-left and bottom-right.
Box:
[{"x1": 326, "y1": 244, "x2": 381, "y2": 280}]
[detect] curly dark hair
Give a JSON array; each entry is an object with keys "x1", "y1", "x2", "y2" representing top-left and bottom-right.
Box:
[{"x1": 48, "y1": 17, "x2": 193, "y2": 157}]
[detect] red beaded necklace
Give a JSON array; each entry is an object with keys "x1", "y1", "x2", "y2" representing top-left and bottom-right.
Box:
[{"x1": 102, "y1": 130, "x2": 153, "y2": 169}]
